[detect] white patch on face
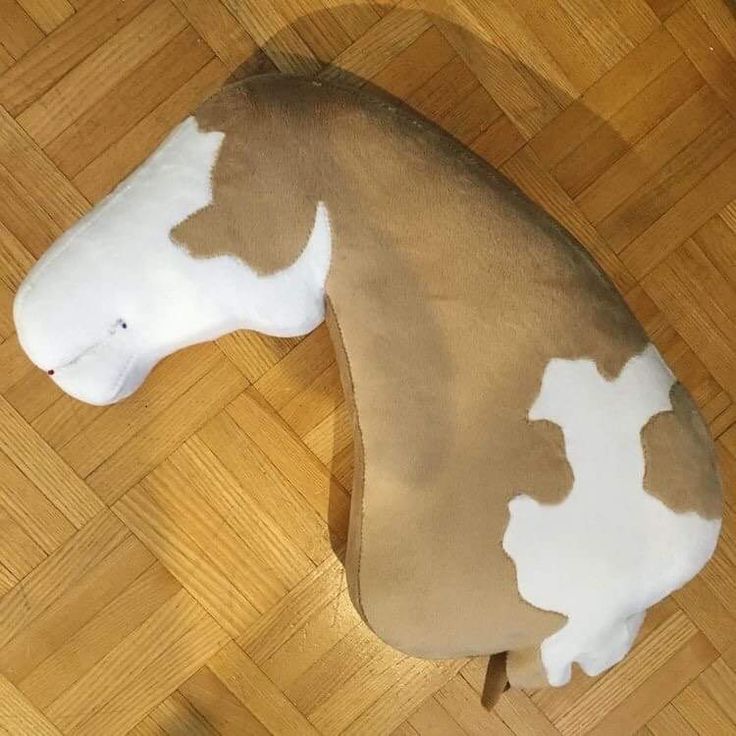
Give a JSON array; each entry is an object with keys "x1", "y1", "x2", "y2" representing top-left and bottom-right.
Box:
[
  {"x1": 502, "y1": 344, "x2": 721, "y2": 686},
  {"x1": 14, "y1": 117, "x2": 332, "y2": 405}
]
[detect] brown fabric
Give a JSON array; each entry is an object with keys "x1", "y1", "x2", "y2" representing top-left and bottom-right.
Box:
[
  {"x1": 172, "y1": 75, "x2": 720, "y2": 668},
  {"x1": 506, "y1": 646, "x2": 549, "y2": 690},
  {"x1": 642, "y1": 383, "x2": 722, "y2": 520},
  {"x1": 173, "y1": 78, "x2": 338, "y2": 274}
]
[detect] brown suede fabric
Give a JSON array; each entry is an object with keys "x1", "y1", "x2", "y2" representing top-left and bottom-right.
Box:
[
  {"x1": 171, "y1": 75, "x2": 721, "y2": 672},
  {"x1": 642, "y1": 383, "x2": 722, "y2": 520},
  {"x1": 506, "y1": 646, "x2": 550, "y2": 690}
]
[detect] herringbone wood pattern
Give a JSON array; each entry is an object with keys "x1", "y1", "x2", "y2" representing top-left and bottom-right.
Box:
[{"x1": 1, "y1": 1, "x2": 735, "y2": 734}]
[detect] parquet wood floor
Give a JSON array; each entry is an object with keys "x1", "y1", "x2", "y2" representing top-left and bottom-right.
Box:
[{"x1": 1, "y1": 1, "x2": 735, "y2": 734}]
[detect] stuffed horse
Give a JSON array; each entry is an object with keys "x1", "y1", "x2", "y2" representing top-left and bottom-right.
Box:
[{"x1": 14, "y1": 75, "x2": 722, "y2": 694}]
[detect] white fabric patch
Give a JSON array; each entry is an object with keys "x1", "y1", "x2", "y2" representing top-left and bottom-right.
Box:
[
  {"x1": 502, "y1": 344, "x2": 720, "y2": 686},
  {"x1": 14, "y1": 117, "x2": 332, "y2": 405}
]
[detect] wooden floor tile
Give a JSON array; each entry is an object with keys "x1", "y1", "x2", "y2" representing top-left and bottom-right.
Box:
[{"x1": 1, "y1": 1, "x2": 735, "y2": 733}]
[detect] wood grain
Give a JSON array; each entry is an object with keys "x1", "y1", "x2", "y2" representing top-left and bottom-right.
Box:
[{"x1": 0, "y1": 1, "x2": 735, "y2": 734}]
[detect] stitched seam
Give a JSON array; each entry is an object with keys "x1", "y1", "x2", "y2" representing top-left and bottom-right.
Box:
[
  {"x1": 108, "y1": 349, "x2": 140, "y2": 399},
  {"x1": 326, "y1": 295, "x2": 367, "y2": 620}
]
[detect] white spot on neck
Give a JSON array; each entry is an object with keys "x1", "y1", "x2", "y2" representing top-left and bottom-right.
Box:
[{"x1": 503, "y1": 344, "x2": 720, "y2": 686}]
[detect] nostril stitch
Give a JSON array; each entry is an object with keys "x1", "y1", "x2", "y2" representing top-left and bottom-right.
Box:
[{"x1": 48, "y1": 319, "x2": 129, "y2": 376}]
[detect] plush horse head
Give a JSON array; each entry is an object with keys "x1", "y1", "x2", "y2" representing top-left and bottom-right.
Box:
[
  {"x1": 13, "y1": 75, "x2": 722, "y2": 694},
  {"x1": 14, "y1": 115, "x2": 331, "y2": 405}
]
